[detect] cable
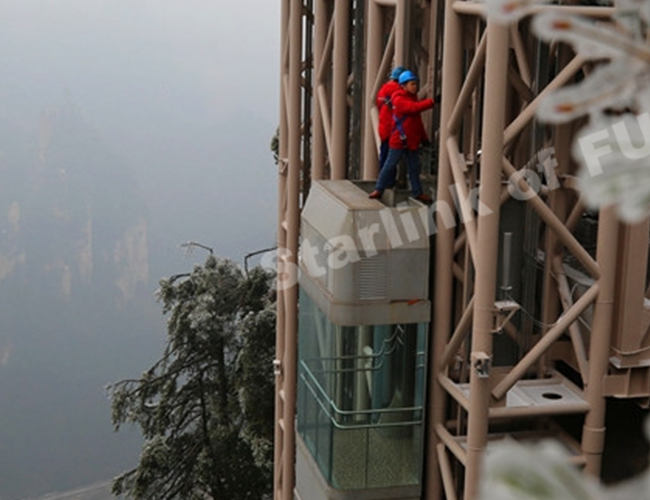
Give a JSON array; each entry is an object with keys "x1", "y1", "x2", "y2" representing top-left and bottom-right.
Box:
[{"x1": 504, "y1": 290, "x2": 557, "y2": 330}]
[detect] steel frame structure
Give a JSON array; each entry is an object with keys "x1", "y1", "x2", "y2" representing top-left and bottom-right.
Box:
[{"x1": 275, "y1": 1, "x2": 650, "y2": 500}]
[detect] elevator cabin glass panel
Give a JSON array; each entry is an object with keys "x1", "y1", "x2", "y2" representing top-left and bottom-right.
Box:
[{"x1": 297, "y1": 290, "x2": 427, "y2": 490}]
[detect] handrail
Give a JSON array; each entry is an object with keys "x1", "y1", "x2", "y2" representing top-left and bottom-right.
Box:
[
  {"x1": 302, "y1": 349, "x2": 426, "y2": 376},
  {"x1": 299, "y1": 361, "x2": 424, "y2": 430}
]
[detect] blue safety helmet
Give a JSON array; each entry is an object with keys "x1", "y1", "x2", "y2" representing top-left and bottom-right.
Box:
[
  {"x1": 398, "y1": 70, "x2": 419, "y2": 85},
  {"x1": 390, "y1": 66, "x2": 406, "y2": 81}
]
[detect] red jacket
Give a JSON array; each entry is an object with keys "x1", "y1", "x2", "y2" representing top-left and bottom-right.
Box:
[
  {"x1": 389, "y1": 89, "x2": 435, "y2": 150},
  {"x1": 376, "y1": 80, "x2": 402, "y2": 142}
]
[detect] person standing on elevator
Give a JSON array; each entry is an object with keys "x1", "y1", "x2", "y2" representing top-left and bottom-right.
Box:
[
  {"x1": 369, "y1": 71, "x2": 436, "y2": 205},
  {"x1": 376, "y1": 66, "x2": 406, "y2": 171}
]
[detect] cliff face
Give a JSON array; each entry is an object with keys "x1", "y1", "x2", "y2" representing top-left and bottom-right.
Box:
[
  {"x1": 114, "y1": 216, "x2": 149, "y2": 303},
  {"x1": 0, "y1": 97, "x2": 150, "y2": 307},
  {"x1": 1, "y1": 201, "x2": 149, "y2": 304},
  {"x1": 0, "y1": 97, "x2": 160, "y2": 500}
]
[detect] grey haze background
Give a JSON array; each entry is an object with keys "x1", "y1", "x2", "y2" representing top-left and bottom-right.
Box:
[{"x1": 0, "y1": 1, "x2": 279, "y2": 499}]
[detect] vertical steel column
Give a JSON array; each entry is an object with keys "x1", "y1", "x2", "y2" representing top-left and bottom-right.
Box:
[
  {"x1": 281, "y1": 1, "x2": 303, "y2": 499},
  {"x1": 395, "y1": 0, "x2": 409, "y2": 66},
  {"x1": 362, "y1": 0, "x2": 383, "y2": 180},
  {"x1": 539, "y1": 46, "x2": 574, "y2": 373},
  {"x1": 582, "y1": 206, "x2": 618, "y2": 476},
  {"x1": 332, "y1": 0, "x2": 350, "y2": 179},
  {"x1": 349, "y1": 0, "x2": 365, "y2": 180},
  {"x1": 426, "y1": 0, "x2": 441, "y2": 96},
  {"x1": 312, "y1": 0, "x2": 327, "y2": 180},
  {"x1": 611, "y1": 221, "x2": 650, "y2": 351},
  {"x1": 464, "y1": 22, "x2": 509, "y2": 500},
  {"x1": 538, "y1": 121, "x2": 571, "y2": 375},
  {"x1": 426, "y1": 0, "x2": 464, "y2": 498},
  {"x1": 273, "y1": 0, "x2": 290, "y2": 496}
]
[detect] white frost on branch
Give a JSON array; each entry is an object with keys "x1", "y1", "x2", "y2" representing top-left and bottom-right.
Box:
[
  {"x1": 478, "y1": 440, "x2": 603, "y2": 500},
  {"x1": 536, "y1": 59, "x2": 638, "y2": 123},
  {"x1": 478, "y1": 417, "x2": 650, "y2": 500},
  {"x1": 484, "y1": 0, "x2": 650, "y2": 221},
  {"x1": 575, "y1": 113, "x2": 650, "y2": 222}
]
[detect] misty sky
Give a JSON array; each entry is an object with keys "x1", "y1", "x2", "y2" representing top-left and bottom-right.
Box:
[
  {"x1": 0, "y1": 2, "x2": 281, "y2": 497},
  {"x1": 0, "y1": 0, "x2": 280, "y2": 264}
]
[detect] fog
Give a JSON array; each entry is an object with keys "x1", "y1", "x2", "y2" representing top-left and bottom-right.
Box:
[
  {"x1": 0, "y1": 2, "x2": 279, "y2": 498},
  {"x1": 1, "y1": 0, "x2": 279, "y2": 261}
]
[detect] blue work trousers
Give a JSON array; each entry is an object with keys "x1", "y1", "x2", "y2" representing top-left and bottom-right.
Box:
[
  {"x1": 378, "y1": 141, "x2": 390, "y2": 171},
  {"x1": 375, "y1": 148, "x2": 423, "y2": 196}
]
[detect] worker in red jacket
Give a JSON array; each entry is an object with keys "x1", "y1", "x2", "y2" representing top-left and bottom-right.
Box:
[
  {"x1": 376, "y1": 66, "x2": 406, "y2": 170},
  {"x1": 370, "y1": 70, "x2": 436, "y2": 205}
]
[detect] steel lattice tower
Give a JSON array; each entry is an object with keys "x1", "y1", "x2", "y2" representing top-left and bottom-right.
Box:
[{"x1": 275, "y1": 2, "x2": 650, "y2": 500}]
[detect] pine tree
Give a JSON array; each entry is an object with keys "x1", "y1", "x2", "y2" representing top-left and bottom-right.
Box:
[{"x1": 108, "y1": 253, "x2": 275, "y2": 500}]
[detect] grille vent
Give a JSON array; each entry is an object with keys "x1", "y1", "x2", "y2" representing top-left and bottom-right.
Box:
[{"x1": 358, "y1": 254, "x2": 388, "y2": 300}]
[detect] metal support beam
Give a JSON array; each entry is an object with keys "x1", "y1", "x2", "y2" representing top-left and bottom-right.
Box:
[
  {"x1": 312, "y1": 0, "x2": 327, "y2": 180},
  {"x1": 331, "y1": 1, "x2": 350, "y2": 179},
  {"x1": 425, "y1": 0, "x2": 464, "y2": 496},
  {"x1": 362, "y1": 0, "x2": 386, "y2": 180},
  {"x1": 464, "y1": 21, "x2": 510, "y2": 500},
  {"x1": 582, "y1": 207, "x2": 618, "y2": 476}
]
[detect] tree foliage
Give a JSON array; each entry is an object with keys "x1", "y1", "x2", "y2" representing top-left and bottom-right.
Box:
[
  {"x1": 108, "y1": 254, "x2": 276, "y2": 500},
  {"x1": 270, "y1": 127, "x2": 279, "y2": 165}
]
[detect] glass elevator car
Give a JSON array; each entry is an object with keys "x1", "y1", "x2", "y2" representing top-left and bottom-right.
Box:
[{"x1": 295, "y1": 180, "x2": 431, "y2": 500}]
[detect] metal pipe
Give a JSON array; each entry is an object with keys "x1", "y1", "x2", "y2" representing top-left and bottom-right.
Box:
[
  {"x1": 437, "y1": 443, "x2": 459, "y2": 500},
  {"x1": 448, "y1": 33, "x2": 486, "y2": 136},
  {"x1": 369, "y1": 107, "x2": 380, "y2": 148},
  {"x1": 436, "y1": 423, "x2": 468, "y2": 466},
  {"x1": 464, "y1": 22, "x2": 510, "y2": 500},
  {"x1": 374, "y1": 25, "x2": 396, "y2": 100},
  {"x1": 565, "y1": 198, "x2": 586, "y2": 234},
  {"x1": 316, "y1": 18, "x2": 334, "y2": 86},
  {"x1": 492, "y1": 283, "x2": 600, "y2": 400},
  {"x1": 427, "y1": 0, "x2": 441, "y2": 101},
  {"x1": 509, "y1": 24, "x2": 531, "y2": 86},
  {"x1": 552, "y1": 256, "x2": 589, "y2": 383},
  {"x1": 280, "y1": 2, "x2": 302, "y2": 498},
  {"x1": 312, "y1": 0, "x2": 327, "y2": 180},
  {"x1": 447, "y1": 136, "x2": 478, "y2": 268},
  {"x1": 426, "y1": 0, "x2": 465, "y2": 494},
  {"x1": 363, "y1": 22, "x2": 397, "y2": 177},
  {"x1": 332, "y1": 1, "x2": 349, "y2": 179},
  {"x1": 508, "y1": 64, "x2": 535, "y2": 103},
  {"x1": 301, "y1": 0, "x2": 314, "y2": 196},
  {"x1": 614, "y1": 221, "x2": 650, "y2": 349},
  {"x1": 282, "y1": 75, "x2": 290, "y2": 127},
  {"x1": 354, "y1": 327, "x2": 372, "y2": 421},
  {"x1": 582, "y1": 207, "x2": 618, "y2": 476},
  {"x1": 503, "y1": 55, "x2": 585, "y2": 148},
  {"x1": 537, "y1": 115, "x2": 572, "y2": 377},
  {"x1": 441, "y1": 297, "x2": 475, "y2": 369},
  {"x1": 395, "y1": 0, "x2": 408, "y2": 66},
  {"x1": 362, "y1": 0, "x2": 384, "y2": 180},
  {"x1": 273, "y1": 1, "x2": 290, "y2": 497},
  {"x1": 317, "y1": 85, "x2": 333, "y2": 157},
  {"x1": 501, "y1": 232, "x2": 513, "y2": 295},
  {"x1": 438, "y1": 373, "x2": 471, "y2": 411},
  {"x1": 453, "y1": 262, "x2": 465, "y2": 282},
  {"x1": 454, "y1": 231, "x2": 467, "y2": 255},
  {"x1": 489, "y1": 401, "x2": 591, "y2": 418},
  {"x1": 349, "y1": 0, "x2": 364, "y2": 180}
]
